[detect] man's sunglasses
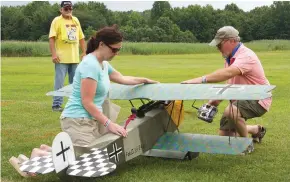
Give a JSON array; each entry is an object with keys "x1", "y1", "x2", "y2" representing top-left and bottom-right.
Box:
[
  {"x1": 217, "y1": 40, "x2": 227, "y2": 49},
  {"x1": 105, "y1": 43, "x2": 121, "y2": 53},
  {"x1": 217, "y1": 42, "x2": 223, "y2": 49},
  {"x1": 64, "y1": 6, "x2": 73, "y2": 11}
]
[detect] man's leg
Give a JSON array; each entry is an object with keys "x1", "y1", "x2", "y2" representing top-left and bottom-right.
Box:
[
  {"x1": 219, "y1": 103, "x2": 248, "y2": 137},
  {"x1": 68, "y1": 63, "x2": 78, "y2": 84},
  {"x1": 52, "y1": 63, "x2": 68, "y2": 110},
  {"x1": 220, "y1": 125, "x2": 261, "y2": 137},
  {"x1": 219, "y1": 100, "x2": 267, "y2": 138},
  {"x1": 247, "y1": 125, "x2": 259, "y2": 135}
]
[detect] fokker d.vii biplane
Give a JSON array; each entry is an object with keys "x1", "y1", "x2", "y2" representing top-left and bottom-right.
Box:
[{"x1": 18, "y1": 83, "x2": 275, "y2": 179}]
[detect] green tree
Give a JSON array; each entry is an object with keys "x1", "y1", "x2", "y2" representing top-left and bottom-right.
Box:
[
  {"x1": 84, "y1": 26, "x2": 96, "y2": 40},
  {"x1": 150, "y1": 1, "x2": 172, "y2": 25}
]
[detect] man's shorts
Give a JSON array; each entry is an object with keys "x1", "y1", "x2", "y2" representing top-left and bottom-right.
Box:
[
  {"x1": 60, "y1": 117, "x2": 108, "y2": 147},
  {"x1": 220, "y1": 100, "x2": 267, "y2": 131}
]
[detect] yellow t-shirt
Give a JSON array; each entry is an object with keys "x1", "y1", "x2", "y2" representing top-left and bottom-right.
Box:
[{"x1": 49, "y1": 15, "x2": 85, "y2": 64}]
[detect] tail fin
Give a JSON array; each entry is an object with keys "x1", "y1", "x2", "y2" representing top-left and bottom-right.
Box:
[{"x1": 52, "y1": 132, "x2": 75, "y2": 173}]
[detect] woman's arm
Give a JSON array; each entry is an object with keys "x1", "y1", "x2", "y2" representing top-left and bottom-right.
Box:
[
  {"x1": 81, "y1": 78, "x2": 108, "y2": 125},
  {"x1": 109, "y1": 70, "x2": 158, "y2": 85},
  {"x1": 81, "y1": 78, "x2": 127, "y2": 137}
]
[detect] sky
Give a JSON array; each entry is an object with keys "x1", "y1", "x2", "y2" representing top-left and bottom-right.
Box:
[{"x1": 1, "y1": 1, "x2": 274, "y2": 12}]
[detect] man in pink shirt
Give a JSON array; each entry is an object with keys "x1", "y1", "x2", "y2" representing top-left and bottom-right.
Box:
[{"x1": 182, "y1": 26, "x2": 271, "y2": 146}]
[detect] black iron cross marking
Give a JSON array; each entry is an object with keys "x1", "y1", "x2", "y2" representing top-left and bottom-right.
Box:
[
  {"x1": 212, "y1": 84, "x2": 241, "y2": 94},
  {"x1": 109, "y1": 143, "x2": 122, "y2": 163},
  {"x1": 56, "y1": 141, "x2": 70, "y2": 162}
]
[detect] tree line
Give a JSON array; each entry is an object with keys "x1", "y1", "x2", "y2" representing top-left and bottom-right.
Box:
[{"x1": 1, "y1": 1, "x2": 290, "y2": 43}]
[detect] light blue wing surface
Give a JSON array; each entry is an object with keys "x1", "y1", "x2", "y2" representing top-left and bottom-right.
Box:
[
  {"x1": 152, "y1": 133, "x2": 252, "y2": 155},
  {"x1": 46, "y1": 83, "x2": 275, "y2": 100}
]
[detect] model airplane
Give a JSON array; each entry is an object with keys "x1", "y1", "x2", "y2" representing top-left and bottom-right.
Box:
[{"x1": 18, "y1": 83, "x2": 275, "y2": 179}]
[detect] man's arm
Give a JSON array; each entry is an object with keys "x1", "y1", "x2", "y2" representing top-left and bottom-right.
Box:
[
  {"x1": 182, "y1": 66, "x2": 241, "y2": 108},
  {"x1": 49, "y1": 37, "x2": 60, "y2": 63},
  {"x1": 181, "y1": 66, "x2": 241, "y2": 84},
  {"x1": 205, "y1": 66, "x2": 241, "y2": 83}
]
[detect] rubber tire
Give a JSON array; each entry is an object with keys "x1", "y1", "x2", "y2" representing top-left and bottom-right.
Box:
[{"x1": 184, "y1": 152, "x2": 199, "y2": 160}]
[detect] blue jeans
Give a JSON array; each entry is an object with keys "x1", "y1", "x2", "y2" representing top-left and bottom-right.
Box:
[{"x1": 52, "y1": 63, "x2": 78, "y2": 107}]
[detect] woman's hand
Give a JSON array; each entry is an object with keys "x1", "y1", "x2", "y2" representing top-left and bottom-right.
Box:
[
  {"x1": 144, "y1": 78, "x2": 159, "y2": 84},
  {"x1": 107, "y1": 122, "x2": 128, "y2": 137}
]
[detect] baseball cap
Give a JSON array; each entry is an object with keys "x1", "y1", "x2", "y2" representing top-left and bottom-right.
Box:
[
  {"x1": 61, "y1": 1, "x2": 72, "y2": 8},
  {"x1": 209, "y1": 26, "x2": 239, "y2": 46}
]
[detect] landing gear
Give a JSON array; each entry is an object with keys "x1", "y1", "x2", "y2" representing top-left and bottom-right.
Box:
[{"x1": 184, "y1": 152, "x2": 199, "y2": 160}]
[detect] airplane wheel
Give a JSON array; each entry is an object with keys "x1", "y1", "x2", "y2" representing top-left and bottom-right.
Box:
[{"x1": 184, "y1": 152, "x2": 199, "y2": 160}]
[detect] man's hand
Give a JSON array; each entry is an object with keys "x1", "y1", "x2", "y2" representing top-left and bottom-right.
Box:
[
  {"x1": 52, "y1": 54, "x2": 60, "y2": 63},
  {"x1": 208, "y1": 100, "x2": 222, "y2": 107},
  {"x1": 181, "y1": 77, "x2": 202, "y2": 84}
]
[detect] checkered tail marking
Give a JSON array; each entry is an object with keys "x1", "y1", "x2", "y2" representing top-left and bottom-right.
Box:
[
  {"x1": 19, "y1": 155, "x2": 54, "y2": 174},
  {"x1": 66, "y1": 148, "x2": 116, "y2": 177}
]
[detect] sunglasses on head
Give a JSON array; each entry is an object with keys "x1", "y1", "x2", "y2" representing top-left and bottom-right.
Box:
[
  {"x1": 64, "y1": 6, "x2": 73, "y2": 11},
  {"x1": 104, "y1": 43, "x2": 121, "y2": 53}
]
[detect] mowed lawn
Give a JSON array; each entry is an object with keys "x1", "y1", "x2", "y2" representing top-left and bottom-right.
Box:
[{"x1": 2, "y1": 51, "x2": 290, "y2": 182}]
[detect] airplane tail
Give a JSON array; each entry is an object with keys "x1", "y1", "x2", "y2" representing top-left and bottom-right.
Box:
[
  {"x1": 18, "y1": 132, "x2": 75, "y2": 176},
  {"x1": 52, "y1": 132, "x2": 117, "y2": 178}
]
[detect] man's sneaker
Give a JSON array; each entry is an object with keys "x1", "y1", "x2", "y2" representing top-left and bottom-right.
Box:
[
  {"x1": 240, "y1": 142, "x2": 254, "y2": 155},
  {"x1": 252, "y1": 125, "x2": 266, "y2": 143},
  {"x1": 52, "y1": 106, "x2": 63, "y2": 112}
]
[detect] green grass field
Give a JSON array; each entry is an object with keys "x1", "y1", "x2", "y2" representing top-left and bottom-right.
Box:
[
  {"x1": 2, "y1": 51, "x2": 290, "y2": 182},
  {"x1": 2, "y1": 40, "x2": 290, "y2": 56}
]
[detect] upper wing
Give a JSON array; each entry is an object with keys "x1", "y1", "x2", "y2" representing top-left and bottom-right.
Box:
[
  {"x1": 46, "y1": 83, "x2": 275, "y2": 100},
  {"x1": 46, "y1": 84, "x2": 73, "y2": 97},
  {"x1": 66, "y1": 148, "x2": 116, "y2": 178},
  {"x1": 110, "y1": 83, "x2": 275, "y2": 100},
  {"x1": 19, "y1": 155, "x2": 54, "y2": 174}
]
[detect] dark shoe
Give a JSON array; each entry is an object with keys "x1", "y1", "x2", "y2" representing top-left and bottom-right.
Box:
[
  {"x1": 52, "y1": 106, "x2": 63, "y2": 112},
  {"x1": 252, "y1": 125, "x2": 266, "y2": 143}
]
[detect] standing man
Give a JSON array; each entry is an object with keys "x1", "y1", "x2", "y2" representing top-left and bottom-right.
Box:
[
  {"x1": 49, "y1": 1, "x2": 86, "y2": 112},
  {"x1": 182, "y1": 26, "x2": 271, "y2": 146}
]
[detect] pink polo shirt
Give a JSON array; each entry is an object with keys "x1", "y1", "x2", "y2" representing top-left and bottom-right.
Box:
[{"x1": 225, "y1": 44, "x2": 272, "y2": 111}]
